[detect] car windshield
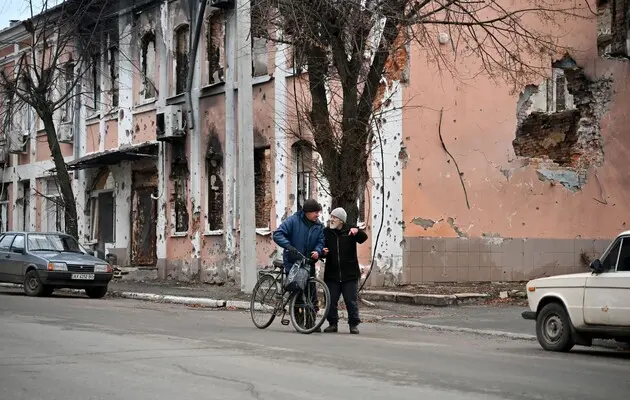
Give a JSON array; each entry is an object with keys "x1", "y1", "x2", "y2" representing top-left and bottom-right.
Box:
[{"x1": 27, "y1": 234, "x2": 83, "y2": 253}]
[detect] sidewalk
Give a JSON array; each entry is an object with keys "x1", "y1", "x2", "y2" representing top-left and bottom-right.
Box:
[{"x1": 105, "y1": 279, "x2": 528, "y2": 307}]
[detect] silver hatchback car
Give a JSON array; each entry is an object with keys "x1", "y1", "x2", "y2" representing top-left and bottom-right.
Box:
[{"x1": 0, "y1": 231, "x2": 113, "y2": 298}]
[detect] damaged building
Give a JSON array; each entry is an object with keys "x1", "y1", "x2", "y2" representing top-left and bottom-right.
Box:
[{"x1": 0, "y1": 0, "x2": 628, "y2": 287}]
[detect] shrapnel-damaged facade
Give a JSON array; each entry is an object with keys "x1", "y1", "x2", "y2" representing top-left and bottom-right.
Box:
[{"x1": 0, "y1": 0, "x2": 628, "y2": 287}]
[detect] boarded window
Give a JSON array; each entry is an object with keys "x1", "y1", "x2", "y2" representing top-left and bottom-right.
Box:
[
  {"x1": 254, "y1": 147, "x2": 271, "y2": 228},
  {"x1": 206, "y1": 12, "x2": 225, "y2": 85},
  {"x1": 597, "y1": 0, "x2": 629, "y2": 57},
  {"x1": 141, "y1": 31, "x2": 156, "y2": 99},
  {"x1": 175, "y1": 25, "x2": 190, "y2": 94}
]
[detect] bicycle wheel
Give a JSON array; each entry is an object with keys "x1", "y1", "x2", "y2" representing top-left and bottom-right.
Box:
[
  {"x1": 289, "y1": 277, "x2": 331, "y2": 334},
  {"x1": 250, "y1": 274, "x2": 280, "y2": 329}
]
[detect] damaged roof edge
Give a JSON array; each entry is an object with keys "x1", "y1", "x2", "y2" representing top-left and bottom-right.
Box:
[{"x1": 61, "y1": 141, "x2": 159, "y2": 171}]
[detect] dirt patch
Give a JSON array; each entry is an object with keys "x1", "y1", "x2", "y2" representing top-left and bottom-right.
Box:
[{"x1": 389, "y1": 281, "x2": 528, "y2": 306}]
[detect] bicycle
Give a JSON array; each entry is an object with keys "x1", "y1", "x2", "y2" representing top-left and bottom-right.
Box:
[{"x1": 250, "y1": 253, "x2": 331, "y2": 334}]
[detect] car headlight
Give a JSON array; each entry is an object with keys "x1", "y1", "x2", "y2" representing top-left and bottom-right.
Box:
[
  {"x1": 47, "y1": 262, "x2": 67, "y2": 271},
  {"x1": 94, "y1": 264, "x2": 111, "y2": 273}
]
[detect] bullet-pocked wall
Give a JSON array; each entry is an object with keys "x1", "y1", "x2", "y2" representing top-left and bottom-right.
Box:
[{"x1": 399, "y1": 1, "x2": 630, "y2": 284}]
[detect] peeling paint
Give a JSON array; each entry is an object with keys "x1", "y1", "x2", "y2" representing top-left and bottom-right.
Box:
[
  {"x1": 411, "y1": 217, "x2": 437, "y2": 230},
  {"x1": 447, "y1": 217, "x2": 468, "y2": 238},
  {"x1": 536, "y1": 167, "x2": 581, "y2": 192}
]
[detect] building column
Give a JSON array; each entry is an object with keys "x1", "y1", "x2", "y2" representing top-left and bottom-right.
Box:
[
  {"x1": 224, "y1": 8, "x2": 237, "y2": 267},
  {"x1": 118, "y1": 12, "x2": 134, "y2": 148},
  {"x1": 155, "y1": 1, "x2": 170, "y2": 278},
  {"x1": 370, "y1": 81, "x2": 404, "y2": 286}
]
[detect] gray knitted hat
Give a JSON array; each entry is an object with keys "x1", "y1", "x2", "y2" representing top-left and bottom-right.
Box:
[{"x1": 330, "y1": 207, "x2": 347, "y2": 223}]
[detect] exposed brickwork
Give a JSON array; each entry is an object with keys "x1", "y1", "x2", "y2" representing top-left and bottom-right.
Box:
[
  {"x1": 514, "y1": 62, "x2": 612, "y2": 179},
  {"x1": 513, "y1": 110, "x2": 581, "y2": 165}
]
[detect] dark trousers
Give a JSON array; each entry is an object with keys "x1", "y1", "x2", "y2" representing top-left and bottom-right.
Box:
[{"x1": 325, "y1": 279, "x2": 360, "y2": 326}]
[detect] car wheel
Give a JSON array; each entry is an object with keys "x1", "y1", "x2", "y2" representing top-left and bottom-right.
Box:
[
  {"x1": 536, "y1": 302, "x2": 575, "y2": 352},
  {"x1": 85, "y1": 286, "x2": 108, "y2": 299},
  {"x1": 23, "y1": 270, "x2": 46, "y2": 297}
]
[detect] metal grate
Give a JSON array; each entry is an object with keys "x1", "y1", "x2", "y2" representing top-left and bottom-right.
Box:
[{"x1": 67, "y1": 265, "x2": 95, "y2": 273}]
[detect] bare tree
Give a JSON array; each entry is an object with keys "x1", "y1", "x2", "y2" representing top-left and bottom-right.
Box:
[
  {"x1": 0, "y1": 0, "x2": 115, "y2": 238},
  {"x1": 253, "y1": 0, "x2": 589, "y2": 225}
]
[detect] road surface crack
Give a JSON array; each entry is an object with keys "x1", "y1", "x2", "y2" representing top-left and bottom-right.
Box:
[{"x1": 175, "y1": 364, "x2": 261, "y2": 399}]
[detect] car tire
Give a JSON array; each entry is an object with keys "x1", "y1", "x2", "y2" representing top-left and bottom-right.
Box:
[
  {"x1": 23, "y1": 270, "x2": 46, "y2": 297},
  {"x1": 85, "y1": 286, "x2": 108, "y2": 299},
  {"x1": 536, "y1": 302, "x2": 575, "y2": 352}
]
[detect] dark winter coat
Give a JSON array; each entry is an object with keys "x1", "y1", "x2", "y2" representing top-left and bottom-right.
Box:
[
  {"x1": 272, "y1": 211, "x2": 325, "y2": 273},
  {"x1": 323, "y1": 225, "x2": 368, "y2": 282}
]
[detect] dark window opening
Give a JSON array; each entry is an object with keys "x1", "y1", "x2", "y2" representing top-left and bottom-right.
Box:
[
  {"x1": 62, "y1": 61, "x2": 74, "y2": 122},
  {"x1": 206, "y1": 155, "x2": 224, "y2": 231},
  {"x1": 141, "y1": 31, "x2": 156, "y2": 99},
  {"x1": 171, "y1": 140, "x2": 189, "y2": 233},
  {"x1": 109, "y1": 30, "x2": 120, "y2": 108},
  {"x1": 175, "y1": 25, "x2": 190, "y2": 95},
  {"x1": 254, "y1": 147, "x2": 271, "y2": 228},
  {"x1": 206, "y1": 13, "x2": 225, "y2": 85}
]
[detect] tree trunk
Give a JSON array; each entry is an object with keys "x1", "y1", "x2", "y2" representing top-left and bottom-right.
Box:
[{"x1": 42, "y1": 113, "x2": 79, "y2": 239}]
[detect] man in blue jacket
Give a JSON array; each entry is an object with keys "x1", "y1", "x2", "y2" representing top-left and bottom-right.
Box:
[
  {"x1": 273, "y1": 199, "x2": 325, "y2": 331},
  {"x1": 273, "y1": 199, "x2": 325, "y2": 273}
]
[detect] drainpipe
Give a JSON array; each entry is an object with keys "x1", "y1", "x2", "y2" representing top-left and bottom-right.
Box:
[{"x1": 184, "y1": 0, "x2": 206, "y2": 131}]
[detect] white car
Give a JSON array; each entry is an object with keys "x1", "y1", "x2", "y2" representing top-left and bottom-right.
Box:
[{"x1": 522, "y1": 231, "x2": 630, "y2": 352}]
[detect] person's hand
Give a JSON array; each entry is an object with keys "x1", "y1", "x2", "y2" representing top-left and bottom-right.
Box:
[
  {"x1": 287, "y1": 246, "x2": 300, "y2": 258},
  {"x1": 310, "y1": 251, "x2": 319, "y2": 260},
  {"x1": 349, "y1": 228, "x2": 358, "y2": 236},
  {"x1": 322, "y1": 248, "x2": 329, "y2": 257}
]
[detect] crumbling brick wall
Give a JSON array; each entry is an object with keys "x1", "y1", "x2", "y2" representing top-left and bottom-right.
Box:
[{"x1": 513, "y1": 110, "x2": 581, "y2": 165}]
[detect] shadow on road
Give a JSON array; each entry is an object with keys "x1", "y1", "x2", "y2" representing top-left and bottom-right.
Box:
[{"x1": 0, "y1": 289, "x2": 85, "y2": 300}]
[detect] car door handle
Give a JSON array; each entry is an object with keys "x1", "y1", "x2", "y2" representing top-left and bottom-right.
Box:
[{"x1": 4, "y1": 255, "x2": 9, "y2": 258}]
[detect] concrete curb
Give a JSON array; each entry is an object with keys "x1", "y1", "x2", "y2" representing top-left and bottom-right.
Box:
[
  {"x1": 361, "y1": 290, "x2": 490, "y2": 306},
  {"x1": 381, "y1": 319, "x2": 537, "y2": 341}
]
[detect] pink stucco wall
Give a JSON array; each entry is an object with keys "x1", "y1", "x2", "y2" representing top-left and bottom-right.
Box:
[
  {"x1": 133, "y1": 110, "x2": 157, "y2": 144},
  {"x1": 36, "y1": 136, "x2": 72, "y2": 161},
  {"x1": 104, "y1": 119, "x2": 118, "y2": 150},
  {"x1": 401, "y1": 5, "x2": 630, "y2": 241},
  {"x1": 85, "y1": 122, "x2": 99, "y2": 154}
]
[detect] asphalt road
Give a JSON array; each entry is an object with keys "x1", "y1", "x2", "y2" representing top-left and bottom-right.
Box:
[{"x1": 0, "y1": 288, "x2": 629, "y2": 400}]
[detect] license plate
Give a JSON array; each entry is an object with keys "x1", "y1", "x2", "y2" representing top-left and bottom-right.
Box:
[{"x1": 71, "y1": 273, "x2": 94, "y2": 280}]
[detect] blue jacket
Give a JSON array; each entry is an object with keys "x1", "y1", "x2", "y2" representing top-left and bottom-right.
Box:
[{"x1": 273, "y1": 211, "x2": 325, "y2": 272}]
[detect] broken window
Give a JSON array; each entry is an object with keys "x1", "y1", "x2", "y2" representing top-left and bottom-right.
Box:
[
  {"x1": 254, "y1": 147, "x2": 271, "y2": 228},
  {"x1": 108, "y1": 30, "x2": 120, "y2": 108},
  {"x1": 17, "y1": 180, "x2": 30, "y2": 231},
  {"x1": 292, "y1": 141, "x2": 312, "y2": 211},
  {"x1": 544, "y1": 68, "x2": 573, "y2": 113},
  {"x1": 86, "y1": 170, "x2": 115, "y2": 242},
  {"x1": 171, "y1": 140, "x2": 189, "y2": 233},
  {"x1": 206, "y1": 12, "x2": 225, "y2": 85},
  {"x1": 0, "y1": 183, "x2": 8, "y2": 233},
  {"x1": 514, "y1": 57, "x2": 612, "y2": 174},
  {"x1": 141, "y1": 31, "x2": 156, "y2": 99},
  {"x1": 357, "y1": 187, "x2": 366, "y2": 226},
  {"x1": 597, "y1": 0, "x2": 629, "y2": 57},
  {"x1": 62, "y1": 61, "x2": 74, "y2": 122},
  {"x1": 250, "y1": 0, "x2": 268, "y2": 77},
  {"x1": 206, "y1": 154, "x2": 224, "y2": 232},
  {"x1": 89, "y1": 50, "x2": 101, "y2": 111},
  {"x1": 45, "y1": 179, "x2": 65, "y2": 232},
  {"x1": 175, "y1": 25, "x2": 190, "y2": 95}
]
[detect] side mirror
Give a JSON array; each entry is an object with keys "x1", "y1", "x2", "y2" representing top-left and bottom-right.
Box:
[{"x1": 590, "y1": 259, "x2": 604, "y2": 274}]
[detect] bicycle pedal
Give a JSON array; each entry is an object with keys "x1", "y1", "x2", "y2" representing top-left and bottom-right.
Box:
[{"x1": 281, "y1": 319, "x2": 290, "y2": 326}]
